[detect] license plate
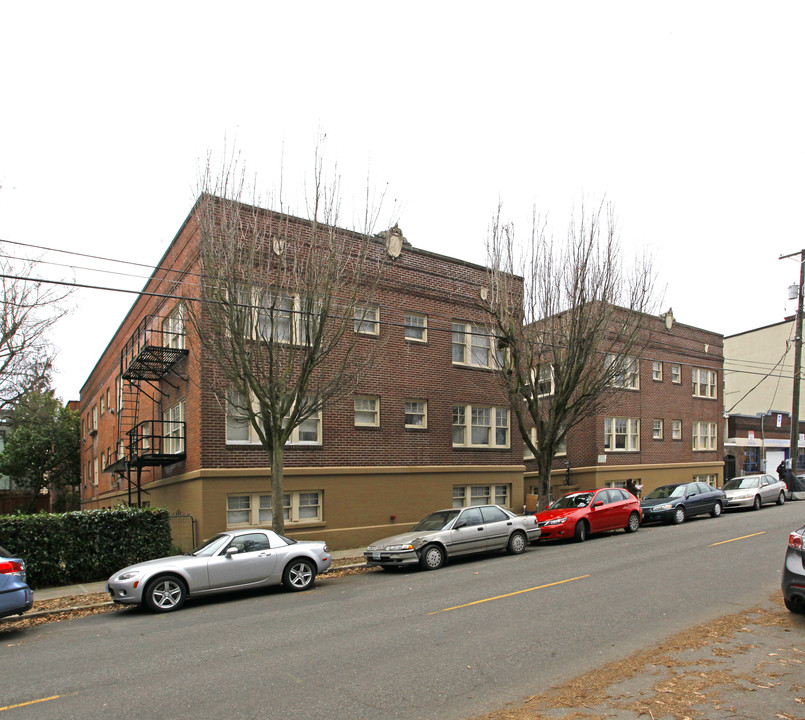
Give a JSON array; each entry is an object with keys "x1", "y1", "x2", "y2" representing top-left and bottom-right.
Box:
[{"x1": 373, "y1": 552, "x2": 381, "y2": 560}]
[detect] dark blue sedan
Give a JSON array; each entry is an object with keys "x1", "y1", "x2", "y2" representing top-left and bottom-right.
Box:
[
  {"x1": 0, "y1": 545, "x2": 34, "y2": 620},
  {"x1": 640, "y1": 481, "x2": 726, "y2": 525}
]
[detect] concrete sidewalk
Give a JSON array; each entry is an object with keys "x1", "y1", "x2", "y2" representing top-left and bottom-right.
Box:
[{"x1": 33, "y1": 546, "x2": 366, "y2": 601}]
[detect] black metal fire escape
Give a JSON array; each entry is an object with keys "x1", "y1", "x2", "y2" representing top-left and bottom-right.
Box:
[{"x1": 105, "y1": 314, "x2": 188, "y2": 507}]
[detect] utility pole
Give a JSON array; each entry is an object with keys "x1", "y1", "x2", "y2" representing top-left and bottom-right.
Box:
[{"x1": 781, "y1": 250, "x2": 805, "y2": 473}]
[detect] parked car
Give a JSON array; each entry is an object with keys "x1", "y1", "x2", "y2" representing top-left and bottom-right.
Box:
[
  {"x1": 107, "y1": 529, "x2": 331, "y2": 613},
  {"x1": 640, "y1": 481, "x2": 726, "y2": 524},
  {"x1": 782, "y1": 524, "x2": 805, "y2": 613},
  {"x1": 364, "y1": 504, "x2": 541, "y2": 570},
  {"x1": 535, "y1": 488, "x2": 642, "y2": 542},
  {"x1": 723, "y1": 474, "x2": 787, "y2": 510},
  {"x1": 0, "y1": 545, "x2": 34, "y2": 620}
]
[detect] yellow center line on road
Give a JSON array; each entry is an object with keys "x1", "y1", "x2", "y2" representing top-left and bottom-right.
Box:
[
  {"x1": 0, "y1": 694, "x2": 72, "y2": 713},
  {"x1": 428, "y1": 575, "x2": 590, "y2": 614},
  {"x1": 709, "y1": 531, "x2": 766, "y2": 547}
]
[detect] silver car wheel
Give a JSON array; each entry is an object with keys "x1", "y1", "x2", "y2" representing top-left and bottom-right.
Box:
[
  {"x1": 419, "y1": 544, "x2": 445, "y2": 570},
  {"x1": 777, "y1": 491, "x2": 786, "y2": 506},
  {"x1": 283, "y1": 559, "x2": 315, "y2": 591},
  {"x1": 144, "y1": 576, "x2": 187, "y2": 613},
  {"x1": 507, "y1": 531, "x2": 527, "y2": 554},
  {"x1": 673, "y1": 506, "x2": 686, "y2": 524},
  {"x1": 625, "y1": 512, "x2": 640, "y2": 533}
]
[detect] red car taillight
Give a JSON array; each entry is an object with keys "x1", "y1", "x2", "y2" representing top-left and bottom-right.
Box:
[
  {"x1": 0, "y1": 560, "x2": 24, "y2": 576},
  {"x1": 789, "y1": 533, "x2": 804, "y2": 551}
]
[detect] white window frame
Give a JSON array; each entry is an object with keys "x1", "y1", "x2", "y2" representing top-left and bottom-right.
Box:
[
  {"x1": 652, "y1": 419, "x2": 664, "y2": 440},
  {"x1": 537, "y1": 364, "x2": 555, "y2": 397},
  {"x1": 692, "y1": 421, "x2": 717, "y2": 451},
  {"x1": 671, "y1": 419, "x2": 682, "y2": 440},
  {"x1": 452, "y1": 404, "x2": 510, "y2": 448},
  {"x1": 693, "y1": 474, "x2": 718, "y2": 485},
  {"x1": 671, "y1": 364, "x2": 682, "y2": 384},
  {"x1": 93, "y1": 456, "x2": 99, "y2": 486},
  {"x1": 404, "y1": 312, "x2": 427, "y2": 342},
  {"x1": 692, "y1": 368, "x2": 718, "y2": 399},
  {"x1": 452, "y1": 322, "x2": 500, "y2": 370},
  {"x1": 163, "y1": 400, "x2": 185, "y2": 455},
  {"x1": 604, "y1": 417, "x2": 640, "y2": 452},
  {"x1": 162, "y1": 306, "x2": 185, "y2": 350},
  {"x1": 226, "y1": 490, "x2": 322, "y2": 527},
  {"x1": 226, "y1": 390, "x2": 322, "y2": 446},
  {"x1": 354, "y1": 305, "x2": 380, "y2": 336},
  {"x1": 652, "y1": 361, "x2": 663, "y2": 381},
  {"x1": 607, "y1": 355, "x2": 640, "y2": 390},
  {"x1": 404, "y1": 400, "x2": 427, "y2": 429},
  {"x1": 354, "y1": 395, "x2": 380, "y2": 427},
  {"x1": 524, "y1": 427, "x2": 566, "y2": 459},
  {"x1": 453, "y1": 484, "x2": 510, "y2": 508}
]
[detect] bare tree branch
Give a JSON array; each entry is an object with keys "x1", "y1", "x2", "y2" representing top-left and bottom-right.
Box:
[{"x1": 485, "y1": 199, "x2": 659, "y2": 510}]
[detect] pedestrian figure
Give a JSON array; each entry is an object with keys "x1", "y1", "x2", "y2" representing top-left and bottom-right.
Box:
[
  {"x1": 626, "y1": 479, "x2": 637, "y2": 497},
  {"x1": 777, "y1": 460, "x2": 787, "y2": 482},
  {"x1": 635, "y1": 480, "x2": 643, "y2": 498}
]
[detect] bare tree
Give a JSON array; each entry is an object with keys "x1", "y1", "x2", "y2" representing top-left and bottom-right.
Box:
[
  {"x1": 185, "y1": 151, "x2": 391, "y2": 534},
  {"x1": 485, "y1": 201, "x2": 658, "y2": 510},
  {"x1": 0, "y1": 254, "x2": 70, "y2": 409}
]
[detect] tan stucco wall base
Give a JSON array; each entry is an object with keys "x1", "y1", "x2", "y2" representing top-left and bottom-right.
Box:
[{"x1": 89, "y1": 465, "x2": 525, "y2": 551}]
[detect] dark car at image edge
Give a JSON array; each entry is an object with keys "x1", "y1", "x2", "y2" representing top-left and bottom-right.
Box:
[{"x1": 782, "y1": 524, "x2": 805, "y2": 613}]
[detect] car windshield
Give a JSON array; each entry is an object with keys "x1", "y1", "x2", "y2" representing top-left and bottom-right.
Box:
[
  {"x1": 724, "y1": 477, "x2": 760, "y2": 490},
  {"x1": 550, "y1": 493, "x2": 594, "y2": 510},
  {"x1": 645, "y1": 484, "x2": 686, "y2": 499},
  {"x1": 190, "y1": 534, "x2": 231, "y2": 557},
  {"x1": 412, "y1": 510, "x2": 461, "y2": 531}
]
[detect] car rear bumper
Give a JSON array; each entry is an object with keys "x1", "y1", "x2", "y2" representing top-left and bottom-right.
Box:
[
  {"x1": 782, "y1": 548, "x2": 805, "y2": 609},
  {"x1": 0, "y1": 585, "x2": 34, "y2": 619}
]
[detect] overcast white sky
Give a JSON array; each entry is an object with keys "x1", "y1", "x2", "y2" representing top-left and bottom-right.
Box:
[{"x1": 1, "y1": 1, "x2": 804, "y2": 402}]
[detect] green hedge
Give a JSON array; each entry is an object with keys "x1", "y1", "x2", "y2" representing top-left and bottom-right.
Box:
[{"x1": 0, "y1": 507, "x2": 172, "y2": 588}]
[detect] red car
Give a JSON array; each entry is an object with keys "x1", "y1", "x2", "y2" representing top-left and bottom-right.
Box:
[{"x1": 535, "y1": 488, "x2": 642, "y2": 542}]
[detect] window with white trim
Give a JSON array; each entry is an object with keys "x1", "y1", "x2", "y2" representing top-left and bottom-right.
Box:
[
  {"x1": 453, "y1": 484, "x2": 510, "y2": 508},
  {"x1": 671, "y1": 364, "x2": 682, "y2": 384},
  {"x1": 404, "y1": 313, "x2": 427, "y2": 342},
  {"x1": 692, "y1": 421, "x2": 717, "y2": 451},
  {"x1": 226, "y1": 491, "x2": 322, "y2": 526},
  {"x1": 404, "y1": 400, "x2": 427, "y2": 428},
  {"x1": 163, "y1": 400, "x2": 185, "y2": 455},
  {"x1": 258, "y1": 291, "x2": 294, "y2": 343},
  {"x1": 354, "y1": 305, "x2": 379, "y2": 335},
  {"x1": 452, "y1": 404, "x2": 509, "y2": 448},
  {"x1": 692, "y1": 368, "x2": 718, "y2": 398},
  {"x1": 93, "y1": 456, "x2": 99, "y2": 486},
  {"x1": 162, "y1": 306, "x2": 185, "y2": 349},
  {"x1": 452, "y1": 322, "x2": 500, "y2": 369},
  {"x1": 354, "y1": 396, "x2": 380, "y2": 427},
  {"x1": 524, "y1": 427, "x2": 566, "y2": 459},
  {"x1": 652, "y1": 361, "x2": 663, "y2": 381},
  {"x1": 607, "y1": 355, "x2": 639, "y2": 389},
  {"x1": 693, "y1": 474, "x2": 718, "y2": 485},
  {"x1": 226, "y1": 390, "x2": 321, "y2": 445},
  {"x1": 671, "y1": 419, "x2": 682, "y2": 440},
  {"x1": 537, "y1": 364, "x2": 554, "y2": 397},
  {"x1": 652, "y1": 419, "x2": 663, "y2": 440},
  {"x1": 604, "y1": 417, "x2": 640, "y2": 452}
]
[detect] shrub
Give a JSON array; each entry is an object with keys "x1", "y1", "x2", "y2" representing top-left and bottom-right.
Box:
[{"x1": 0, "y1": 507, "x2": 172, "y2": 588}]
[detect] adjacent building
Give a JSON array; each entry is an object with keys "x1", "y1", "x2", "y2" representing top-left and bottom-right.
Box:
[{"x1": 525, "y1": 310, "x2": 725, "y2": 500}]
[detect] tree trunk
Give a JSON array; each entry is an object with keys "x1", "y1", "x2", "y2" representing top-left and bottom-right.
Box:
[{"x1": 270, "y1": 444, "x2": 285, "y2": 535}]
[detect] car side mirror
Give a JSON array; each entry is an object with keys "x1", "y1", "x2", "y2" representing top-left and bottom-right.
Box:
[
  {"x1": 225, "y1": 547, "x2": 240, "y2": 556},
  {"x1": 593, "y1": 500, "x2": 604, "y2": 508},
  {"x1": 454, "y1": 520, "x2": 468, "y2": 529}
]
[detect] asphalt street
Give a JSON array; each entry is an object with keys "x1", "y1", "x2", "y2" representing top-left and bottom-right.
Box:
[{"x1": 1, "y1": 502, "x2": 802, "y2": 720}]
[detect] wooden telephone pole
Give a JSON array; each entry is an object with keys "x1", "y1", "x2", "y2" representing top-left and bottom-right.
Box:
[{"x1": 781, "y1": 250, "x2": 805, "y2": 473}]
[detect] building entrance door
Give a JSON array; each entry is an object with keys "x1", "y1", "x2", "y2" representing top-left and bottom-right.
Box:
[{"x1": 766, "y1": 449, "x2": 786, "y2": 477}]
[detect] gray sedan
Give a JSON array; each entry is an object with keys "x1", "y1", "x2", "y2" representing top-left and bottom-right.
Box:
[
  {"x1": 107, "y1": 529, "x2": 331, "y2": 612},
  {"x1": 723, "y1": 474, "x2": 787, "y2": 510},
  {"x1": 364, "y1": 504, "x2": 541, "y2": 571}
]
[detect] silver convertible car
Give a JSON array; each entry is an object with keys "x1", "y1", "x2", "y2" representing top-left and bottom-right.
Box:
[
  {"x1": 364, "y1": 504, "x2": 541, "y2": 570},
  {"x1": 107, "y1": 529, "x2": 331, "y2": 612}
]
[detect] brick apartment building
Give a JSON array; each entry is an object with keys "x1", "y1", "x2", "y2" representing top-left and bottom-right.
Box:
[
  {"x1": 524, "y1": 310, "x2": 725, "y2": 500},
  {"x1": 79, "y1": 197, "x2": 525, "y2": 549}
]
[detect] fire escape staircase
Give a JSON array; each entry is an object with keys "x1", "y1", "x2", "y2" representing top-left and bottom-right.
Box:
[{"x1": 105, "y1": 315, "x2": 189, "y2": 487}]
